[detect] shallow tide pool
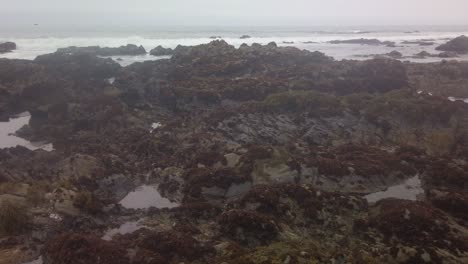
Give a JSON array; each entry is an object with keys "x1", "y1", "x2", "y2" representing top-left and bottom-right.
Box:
[
  {"x1": 0, "y1": 112, "x2": 53, "y2": 151},
  {"x1": 364, "y1": 175, "x2": 424, "y2": 203},
  {"x1": 119, "y1": 185, "x2": 180, "y2": 209}
]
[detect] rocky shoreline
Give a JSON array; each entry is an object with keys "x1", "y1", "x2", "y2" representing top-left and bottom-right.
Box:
[{"x1": 0, "y1": 40, "x2": 467, "y2": 264}]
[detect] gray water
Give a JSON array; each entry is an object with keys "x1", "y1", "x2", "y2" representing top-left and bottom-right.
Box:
[
  {"x1": 0, "y1": 112, "x2": 53, "y2": 151},
  {"x1": 119, "y1": 185, "x2": 180, "y2": 209}
]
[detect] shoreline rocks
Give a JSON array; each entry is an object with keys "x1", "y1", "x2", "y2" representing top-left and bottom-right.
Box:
[
  {"x1": 0, "y1": 40, "x2": 467, "y2": 264},
  {"x1": 149, "y1": 45, "x2": 174, "y2": 56}
]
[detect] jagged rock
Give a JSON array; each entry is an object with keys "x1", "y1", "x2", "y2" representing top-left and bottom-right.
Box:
[
  {"x1": 149, "y1": 45, "x2": 174, "y2": 56},
  {"x1": 436, "y1": 35, "x2": 468, "y2": 53}
]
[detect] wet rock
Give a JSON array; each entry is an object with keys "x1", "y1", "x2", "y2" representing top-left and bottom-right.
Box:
[
  {"x1": 436, "y1": 35, "x2": 468, "y2": 53},
  {"x1": 56, "y1": 44, "x2": 147, "y2": 56},
  {"x1": 368, "y1": 199, "x2": 466, "y2": 252},
  {"x1": 413, "y1": 51, "x2": 432, "y2": 58},
  {"x1": 183, "y1": 167, "x2": 250, "y2": 201},
  {"x1": 44, "y1": 233, "x2": 130, "y2": 264},
  {"x1": 0, "y1": 42, "x2": 16, "y2": 53},
  {"x1": 57, "y1": 154, "x2": 105, "y2": 180},
  {"x1": 401, "y1": 40, "x2": 435, "y2": 46},
  {"x1": 34, "y1": 52, "x2": 120, "y2": 80},
  {"x1": 438, "y1": 51, "x2": 459, "y2": 58},
  {"x1": 386, "y1": 50, "x2": 403, "y2": 59},
  {"x1": 219, "y1": 209, "x2": 279, "y2": 245},
  {"x1": 139, "y1": 231, "x2": 211, "y2": 261},
  {"x1": 240, "y1": 35, "x2": 251, "y2": 39},
  {"x1": 46, "y1": 188, "x2": 81, "y2": 216},
  {"x1": 149, "y1": 45, "x2": 173, "y2": 56},
  {"x1": 428, "y1": 190, "x2": 468, "y2": 220}
]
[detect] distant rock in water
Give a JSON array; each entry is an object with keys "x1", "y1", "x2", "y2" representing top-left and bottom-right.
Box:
[
  {"x1": 282, "y1": 41, "x2": 294, "y2": 44},
  {"x1": 386, "y1": 50, "x2": 403, "y2": 59},
  {"x1": 209, "y1": 36, "x2": 222, "y2": 39},
  {"x1": 436, "y1": 35, "x2": 468, "y2": 53},
  {"x1": 240, "y1": 35, "x2": 251, "y2": 39},
  {"x1": 402, "y1": 40, "x2": 435, "y2": 46},
  {"x1": 414, "y1": 51, "x2": 432, "y2": 58},
  {"x1": 56, "y1": 44, "x2": 146, "y2": 56},
  {"x1": 438, "y1": 51, "x2": 459, "y2": 58},
  {"x1": 149, "y1": 45, "x2": 174, "y2": 56},
  {"x1": 329, "y1": 38, "x2": 395, "y2": 46},
  {"x1": 0, "y1": 42, "x2": 16, "y2": 53}
]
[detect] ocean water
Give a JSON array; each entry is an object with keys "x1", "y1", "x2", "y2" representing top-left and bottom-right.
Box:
[{"x1": 1, "y1": 25, "x2": 468, "y2": 64}]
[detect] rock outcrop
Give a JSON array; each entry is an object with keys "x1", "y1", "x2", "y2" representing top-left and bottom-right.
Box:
[
  {"x1": 329, "y1": 38, "x2": 395, "y2": 46},
  {"x1": 0, "y1": 42, "x2": 16, "y2": 53},
  {"x1": 56, "y1": 44, "x2": 146, "y2": 56},
  {"x1": 149, "y1": 45, "x2": 174, "y2": 56},
  {"x1": 436, "y1": 35, "x2": 468, "y2": 53}
]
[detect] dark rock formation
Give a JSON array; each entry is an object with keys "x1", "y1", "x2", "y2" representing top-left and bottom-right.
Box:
[
  {"x1": 149, "y1": 45, "x2": 174, "y2": 56},
  {"x1": 414, "y1": 50, "x2": 432, "y2": 58},
  {"x1": 56, "y1": 44, "x2": 146, "y2": 56},
  {"x1": 436, "y1": 35, "x2": 468, "y2": 53},
  {"x1": 0, "y1": 42, "x2": 16, "y2": 53},
  {"x1": 239, "y1": 35, "x2": 251, "y2": 39},
  {"x1": 44, "y1": 233, "x2": 130, "y2": 264},
  {"x1": 329, "y1": 38, "x2": 395, "y2": 46},
  {"x1": 386, "y1": 50, "x2": 403, "y2": 58},
  {"x1": 402, "y1": 40, "x2": 435, "y2": 46},
  {"x1": 438, "y1": 51, "x2": 459, "y2": 58}
]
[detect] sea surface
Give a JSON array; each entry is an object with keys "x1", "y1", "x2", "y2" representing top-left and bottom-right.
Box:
[{"x1": 1, "y1": 25, "x2": 468, "y2": 65}]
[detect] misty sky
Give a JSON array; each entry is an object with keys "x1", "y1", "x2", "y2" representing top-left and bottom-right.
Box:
[{"x1": 1, "y1": 0, "x2": 468, "y2": 27}]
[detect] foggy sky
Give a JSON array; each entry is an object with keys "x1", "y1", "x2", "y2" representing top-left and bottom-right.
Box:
[{"x1": 1, "y1": 0, "x2": 468, "y2": 27}]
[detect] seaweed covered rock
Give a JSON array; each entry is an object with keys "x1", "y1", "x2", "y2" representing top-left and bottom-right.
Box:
[
  {"x1": 34, "y1": 52, "x2": 120, "y2": 80},
  {"x1": 44, "y1": 233, "x2": 130, "y2": 264},
  {"x1": 139, "y1": 231, "x2": 211, "y2": 262},
  {"x1": 428, "y1": 190, "x2": 468, "y2": 221},
  {"x1": 367, "y1": 199, "x2": 466, "y2": 252},
  {"x1": 219, "y1": 209, "x2": 279, "y2": 245},
  {"x1": 338, "y1": 58, "x2": 408, "y2": 94}
]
